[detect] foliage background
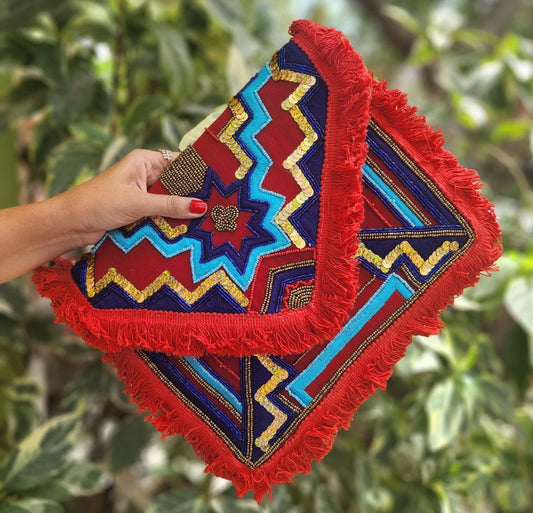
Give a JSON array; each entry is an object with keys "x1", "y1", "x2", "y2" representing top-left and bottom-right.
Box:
[{"x1": 0, "y1": 0, "x2": 532, "y2": 512}]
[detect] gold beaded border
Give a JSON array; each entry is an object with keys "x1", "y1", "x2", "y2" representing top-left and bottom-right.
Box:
[
  {"x1": 124, "y1": 216, "x2": 188, "y2": 240},
  {"x1": 85, "y1": 254, "x2": 248, "y2": 307},
  {"x1": 259, "y1": 259, "x2": 316, "y2": 314},
  {"x1": 356, "y1": 240, "x2": 460, "y2": 276},
  {"x1": 270, "y1": 52, "x2": 318, "y2": 249},
  {"x1": 254, "y1": 355, "x2": 290, "y2": 453},
  {"x1": 218, "y1": 97, "x2": 253, "y2": 180}
]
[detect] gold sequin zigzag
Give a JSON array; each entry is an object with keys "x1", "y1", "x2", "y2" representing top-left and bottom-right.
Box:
[
  {"x1": 124, "y1": 216, "x2": 187, "y2": 240},
  {"x1": 85, "y1": 254, "x2": 248, "y2": 307},
  {"x1": 356, "y1": 240, "x2": 460, "y2": 276},
  {"x1": 254, "y1": 355, "x2": 289, "y2": 452},
  {"x1": 269, "y1": 53, "x2": 318, "y2": 249},
  {"x1": 218, "y1": 97, "x2": 253, "y2": 180}
]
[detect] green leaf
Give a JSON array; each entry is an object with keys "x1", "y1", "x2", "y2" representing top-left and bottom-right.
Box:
[
  {"x1": 155, "y1": 25, "x2": 194, "y2": 102},
  {"x1": 0, "y1": 0, "x2": 67, "y2": 31},
  {"x1": 4, "y1": 379, "x2": 39, "y2": 443},
  {"x1": 468, "y1": 255, "x2": 519, "y2": 302},
  {"x1": 268, "y1": 485, "x2": 293, "y2": 511},
  {"x1": 71, "y1": 2, "x2": 116, "y2": 41},
  {"x1": 410, "y1": 39, "x2": 439, "y2": 66},
  {"x1": 382, "y1": 5, "x2": 424, "y2": 36},
  {"x1": 491, "y1": 119, "x2": 531, "y2": 143},
  {"x1": 122, "y1": 95, "x2": 171, "y2": 135},
  {"x1": 0, "y1": 282, "x2": 27, "y2": 320},
  {"x1": 7, "y1": 401, "x2": 35, "y2": 444},
  {"x1": 59, "y1": 461, "x2": 106, "y2": 495},
  {"x1": 211, "y1": 497, "x2": 260, "y2": 513},
  {"x1": 0, "y1": 77, "x2": 48, "y2": 129},
  {"x1": 107, "y1": 415, "x2": 153, "y2": 473},
  {"x1": 0, "y1": 499, "x2": 63, "y2": 513},
  {"x1": 496, "y1": 479, "x2": 528, "y2": 512},
  {"x1": 0, "y1": 412, "x2": 79, "y2": 493},
  {"x1": 0, "y1": 129, "x2": 17, "y2": 209},
  {"x1": 202, "y1": 0, "x2": 244, "y2": 29},
  {"x1": 147, "y1": 489, "x2": 209, "y2": 513},
  {"x1": 503, "y1": 323, "x2": 531, "y2": 394},
  {"x1": 29, "y1": 113, "x2": 68, "y2": 169},
  {"x1": 426, "y1": 379, "x2": 464, "y2": 451},
  {"x1": 26, "y1": 461, "x2": 107, "y2": 501},
  {"x1": 5, "y1": 379, "x2": 40, "y2": 401},
  {"x1": 477, "y1": 377, "x2": 514, "y2": 420},
  {"x1": 49, "y1": 72, "x2": 98, "y2": 125},
  {"x1": 433, "y1": 485, "x2": 468, "y2": 513},
  {"x1": 70, "y1": 122, "x2": 112, "y2": 148},
  {"x1": 454, "y1": 94, "x2": 489, "y2": 129},
  {"x1": 504, "y1": 277, "x2": 533, "y2": 336},
  {"x1": 35, "y1": 43, "x2": 65, "y2": 86},
  {"x1": 314, "y1": 485, "x2": 340, "y2": 513},
  {"x1": 161, "y1": 115, "x2": 183, "y2": 147},
  {"x1": 46, "y1": 140, "x2": 102, "y2": 196}
]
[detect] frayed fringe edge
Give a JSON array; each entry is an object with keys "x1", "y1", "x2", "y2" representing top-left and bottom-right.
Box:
[{"x1": 32, "y1": 19, "x2": 373, "y2": 357}]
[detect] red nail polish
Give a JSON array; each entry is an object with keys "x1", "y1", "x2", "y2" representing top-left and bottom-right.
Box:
[{"x1": 190, "y1": 199, "x2": 207, "y2": 214}]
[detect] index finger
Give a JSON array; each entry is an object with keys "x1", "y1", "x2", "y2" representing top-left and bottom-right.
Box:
[{"x1": 145, "y1": 149, "x2": 181, "y2": 186}]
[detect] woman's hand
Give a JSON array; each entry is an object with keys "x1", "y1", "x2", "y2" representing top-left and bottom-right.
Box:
[
  {"x1": 0, "y1": 149, "x2": 206, "y2": 284},
  {"x1": 60, "y1": 149, "x2": 206, "y2": 246}
]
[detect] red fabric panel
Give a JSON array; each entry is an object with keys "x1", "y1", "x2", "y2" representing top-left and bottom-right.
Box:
[
  {"x1": 201, "y1": 354, "x2": 242, "y2": 393},
  {"x1": 193, "y1": 109, "x2": 240, "y2": 187},
  {"x1": 94, "y1": 238, "x2": 196, "y2": 291},
  {"x1": 257, "y1": 79, "x2": 303, "y2": 204},
  {"x1": 362, "y1": 184, "x2": 405, "y2": 228}
]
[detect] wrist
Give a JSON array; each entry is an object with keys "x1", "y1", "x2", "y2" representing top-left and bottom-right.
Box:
[{"x1": 40, "y1": 192, "x2": 88, "y2": 253}]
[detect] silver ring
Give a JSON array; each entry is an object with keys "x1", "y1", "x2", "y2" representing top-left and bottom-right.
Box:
[{"x1": 158, "y1": 148, "x2": 173, "y2": 161}]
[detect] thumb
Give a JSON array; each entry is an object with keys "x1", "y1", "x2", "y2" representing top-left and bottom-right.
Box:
[{"x1": 141, "y1": 193, "x2": 207, "y2": 219}]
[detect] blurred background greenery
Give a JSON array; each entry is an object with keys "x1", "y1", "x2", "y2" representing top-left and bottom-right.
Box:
[{"x1": 0, "y1": 0, "x2": 532, "y2": 512}]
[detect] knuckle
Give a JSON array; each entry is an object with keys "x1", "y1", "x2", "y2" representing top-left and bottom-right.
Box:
[{"x1": 127, "y1": 148, "x2": 148, "y2": 161}]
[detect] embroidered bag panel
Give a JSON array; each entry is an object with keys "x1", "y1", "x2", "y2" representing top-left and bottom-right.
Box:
[
  {"x1": 34, "y1": 20, "x2": 373, "y2": 356},
  {"x1": 33, "y1": 19, "x2": 501, "y2": 502}
]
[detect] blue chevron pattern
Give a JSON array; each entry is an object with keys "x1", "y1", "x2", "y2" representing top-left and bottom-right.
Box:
[{"x1": 98, "y1": 64, "x2": 290, "y2": 290}]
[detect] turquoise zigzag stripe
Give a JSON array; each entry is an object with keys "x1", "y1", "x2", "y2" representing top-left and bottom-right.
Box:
[
  {"x1": 286, "y1": 274, "x2": 414, "y2": 407},
  {"x1": 97, "y1": 64, "x2": 289, "y2": 290},
  {"x1": 185, "y1": 357, "x2": 242, "y2": 414},
  {"x1": 362, "y1": 163, "x2": 425, "y2": 227}
]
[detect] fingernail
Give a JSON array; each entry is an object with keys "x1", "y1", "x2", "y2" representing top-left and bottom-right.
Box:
[{"x1": 189, "y1": 199, "x2": 207, "y2": 214}]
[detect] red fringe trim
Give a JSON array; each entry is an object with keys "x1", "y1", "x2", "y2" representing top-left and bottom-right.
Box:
[
  {"x1": 102, "y1": 76, "x2": 502, "y2": 502},
  {"x1": 33, "y1": 18, "x2": 501, "y2": 501},
  {"x1": 32, "y1": 19, "x2": 372, "y2": 356}
]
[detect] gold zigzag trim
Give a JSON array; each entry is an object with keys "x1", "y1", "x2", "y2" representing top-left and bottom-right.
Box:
[
  {"x1": 254, "y1": 355, "x2": 289, "y2": 452},
  {"x1": 124, "y1": 216, "x2": 188, "y2": 240},
  {"x1": 356, "y1": 240, "x2": 460, "y2": 276},
  {"x1": 85, "y1": 254, "x2": 249, "y2": 307},
  {"x1": 270, "y1": 53, "x2": 317, "y2": 249},
  {"x1": 218, "y1": 97, "x2": 253, "y2": 180}
]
